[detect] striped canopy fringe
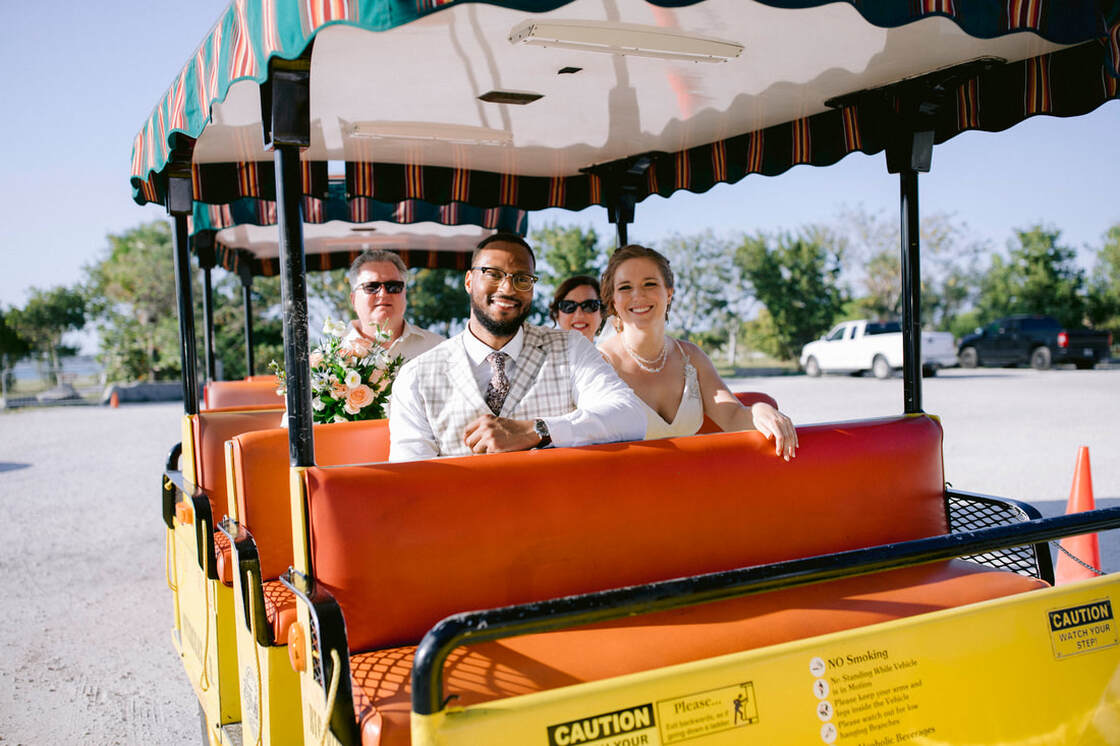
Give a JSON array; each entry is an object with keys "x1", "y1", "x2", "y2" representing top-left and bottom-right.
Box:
[
  {"x1": 214, "y1": 241, "x2": 476, "y2": 277},
  {"x1": 191, "y1": 189, "x2": 528, "y2": 234}
]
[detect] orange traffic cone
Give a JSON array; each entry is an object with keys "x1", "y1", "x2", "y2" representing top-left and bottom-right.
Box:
[
  {"x1": 1055, "y1": 446, "x2": 1100, "y2": 584},
  {"x1": 109, "y1": 390, "x2": 120, "y2": 408}
]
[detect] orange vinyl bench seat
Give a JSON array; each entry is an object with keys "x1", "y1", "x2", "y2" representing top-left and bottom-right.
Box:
[
  {"x1": 226, "y1": 419, "x2": 392, "y2": 642},
  {"x1": 228, "y1": 393, "x2": 770, "y2": 637},
  {"x1": 184, "y1": 405, "x2": 285, "y2": 581},
  {"x1": 298, "y1": 415, "x2": 1048, "y2": 746},
  {"x1": 204, "y1": 380, "x2": 285, "y2": 410}
]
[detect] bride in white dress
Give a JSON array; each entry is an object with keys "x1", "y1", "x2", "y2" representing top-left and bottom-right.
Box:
[{"x1": 597, "y1": 245, "x2": 798, "y2": 459}]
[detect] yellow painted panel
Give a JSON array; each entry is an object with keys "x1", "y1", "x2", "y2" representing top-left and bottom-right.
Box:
[
  {"x1": 182, "y1": 414, "x2": 197, "y2": 488},
  {"x1": 414, "y1": 575, "x2": 1120, "y2": 746}
]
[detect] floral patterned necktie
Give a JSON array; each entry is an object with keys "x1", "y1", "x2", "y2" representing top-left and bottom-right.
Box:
[{"x1": 484, "y1": 351, "x2": 511, "y2": 416}]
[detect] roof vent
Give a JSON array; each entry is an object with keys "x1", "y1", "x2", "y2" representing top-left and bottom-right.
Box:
[{"x1": 478, "y1": 90, "x2": 544, "y2": 105}]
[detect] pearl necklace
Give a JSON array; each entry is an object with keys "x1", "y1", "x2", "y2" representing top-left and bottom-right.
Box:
[{"x1": 623, "y1": 337, "x2": 670, "y2": 373}]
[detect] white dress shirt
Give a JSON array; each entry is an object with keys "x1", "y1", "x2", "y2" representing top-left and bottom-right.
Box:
[
  {"x1": 389, "y1": 326, "x2": 645, "y2": 461},
  {"x1": 345, "y1": 319, "x2": 445, "y2": 362}
]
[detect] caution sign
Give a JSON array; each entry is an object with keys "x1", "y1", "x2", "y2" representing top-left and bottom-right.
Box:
[
  {"x1": 1048, "y1": 598, "x2": 1119, "y2": 659},
  {"x1": 546, "y1": 703, "x2": 656, "y2": 746},
  {"x1": 656, "y1": 682, "x2": 759, "y2": 744}
]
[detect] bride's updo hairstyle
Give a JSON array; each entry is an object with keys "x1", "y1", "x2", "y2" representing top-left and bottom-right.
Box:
[{"x1": 600, "y1": 244, "x2": 675, "y2": 319}]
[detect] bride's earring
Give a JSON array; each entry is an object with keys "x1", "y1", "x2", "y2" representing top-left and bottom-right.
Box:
[{"x1": 665, "y1": 299, "x2": 672, "y2": 320}]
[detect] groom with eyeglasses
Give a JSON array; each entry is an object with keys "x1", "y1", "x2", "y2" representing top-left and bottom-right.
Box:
[
  {"x1": 389, "y1": 233, "x2": 644, "y2": 461},
  {"x1": 346, "y1": 249, "x2": 445, "y2": 361}
]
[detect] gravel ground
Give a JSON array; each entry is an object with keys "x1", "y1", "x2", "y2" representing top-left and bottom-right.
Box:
[
  {"x1": 0, "y1": 402, "x2": 193, "y2": 745},
  {"x1": 0, "y1": 367, "x2": 1116, "y2": 743}
]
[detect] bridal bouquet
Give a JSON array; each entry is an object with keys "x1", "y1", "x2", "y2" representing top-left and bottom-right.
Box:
[{"x1": 270, "y1": 317, "x2": 404, "y2": 423}]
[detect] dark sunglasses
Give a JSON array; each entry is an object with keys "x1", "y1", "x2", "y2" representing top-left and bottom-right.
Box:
[
  {"x1": 354, "y1": 280, "x2": 405, "y2": 295},
  {"x1": 557, "y1": 299, "x2": 602, "y2": 314}
]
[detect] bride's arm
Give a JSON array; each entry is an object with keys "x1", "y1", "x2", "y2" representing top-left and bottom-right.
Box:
[{"x1": 685, "y1": 341, "x2": 798, "y2": 460}]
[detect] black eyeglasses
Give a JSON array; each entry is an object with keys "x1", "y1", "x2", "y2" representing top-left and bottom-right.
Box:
[
  {"x1": 471, "y1": 266, "x2": 538, "y2": 292},
  {"x1": 354, "y1": 280, "x2": 405, "y2": 295},
  {"x1": 557, "y1": 299, "x2": 602, "y2": 314}
]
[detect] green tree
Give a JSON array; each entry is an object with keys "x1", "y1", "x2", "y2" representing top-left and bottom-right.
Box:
[
  {"x1": 1, "y1": 307, "x2": 32, "y2": 391},
  {"x1": 0, "y1": 307, "x2": 31, "y2": 363},
  {"x1": 975, "y1": 225, "x2": 1086, "y2": 327},
  {"x1": 85, "y1": 220, "x2": 187, "y2": 382},
  {"x1": 406, "y1": 268, "x2": 470, "y2": 336},
  {"x1": 531, "y1": 223, "x2": 606, "y2": 287},
  {"x1": 836, "y1": 207, "x2": 985, "y2": 330},
  {"x1": 658, "y1": 231, "x2": 737, "y2": 345},
  {"x1": 306, "y1": 268, "x2": 353, "y2": 324},
  {"x1": 735, "y1": 231, "x2": 847, "y2": 361},
  {"x1": 8, "y1": 286, "x2": 87, "y2": 383},
  {"x1": 212, "y1": 274, "x2": 285, "y2": 379},
  {"x1": 1087, "y1": 224, "x2": 1120, "y2": 349}
]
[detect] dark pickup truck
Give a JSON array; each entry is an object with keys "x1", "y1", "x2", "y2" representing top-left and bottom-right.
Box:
[{"x1": 958, "y1": 315, "x2": 1112, "y2": 370}]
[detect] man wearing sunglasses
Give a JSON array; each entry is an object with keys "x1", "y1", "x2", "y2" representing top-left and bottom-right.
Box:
[
  {"x1": 345, "y1": 249, "x2": 445, "y2": 360},
  {"x1": 389, "y1": 233, "x2": 644, "y2": 461}
]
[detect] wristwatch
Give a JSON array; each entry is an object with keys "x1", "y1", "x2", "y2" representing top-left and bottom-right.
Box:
[{"x1": 533, "y1": 418, "x2": 552, "y2": 449}]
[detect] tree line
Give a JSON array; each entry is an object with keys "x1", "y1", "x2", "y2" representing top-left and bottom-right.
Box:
[{"x1": 3, "y1": 211, "x2": 1118, "y2": 384}]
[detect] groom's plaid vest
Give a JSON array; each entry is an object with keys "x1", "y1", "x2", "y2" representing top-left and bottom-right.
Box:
[{"x1": 405, "y1": 325, "x2": 575, "y2": 457}]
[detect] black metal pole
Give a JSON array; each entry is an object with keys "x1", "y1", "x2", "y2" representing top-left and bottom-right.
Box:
[
  {"x1": 201, "y1": 265, "x2": 217, "y2": 382},
  {"x1": 899, "y1": 169, "x2": 922, "y2": 413},
  {"x1": 171, "y1": 212, "x2": 199, "y2": 415},
  {"x1": 241, "y1": 271, "x2": 255, "y2": 377},
  {"x1": 616, "y1": 221, "x2": 628, "y2": 247},
  {"x1": 275, "y1": 144, "x2": 314, "y2": 466}
]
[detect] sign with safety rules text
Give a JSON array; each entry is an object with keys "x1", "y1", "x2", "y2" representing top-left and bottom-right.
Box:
[{"x1": 410, "y1": 576, "x2": 1120, "y2": 746}]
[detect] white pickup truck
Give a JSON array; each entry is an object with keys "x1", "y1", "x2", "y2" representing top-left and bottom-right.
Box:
[{"x1": 799, "y1": 320, "x2": 958, "y2": 378}]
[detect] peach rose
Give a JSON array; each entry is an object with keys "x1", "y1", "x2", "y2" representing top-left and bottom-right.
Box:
[
  {"x1": 343, "y1": 384, "x2": 375, "y2": 415},
  {"x1": 330, "y1": 382, "x2": 348, "y2": 399},
  {"x1": 345, "y1": 335, "x2": 374, "y2": 359},
  {"x1": 309, "y1": 350, "x2": 324, "y2": 368}
]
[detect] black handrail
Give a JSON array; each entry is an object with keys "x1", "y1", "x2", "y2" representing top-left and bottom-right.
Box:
[{"x1": 412, "y1": 507, "x2": 1120, "y2": 715}]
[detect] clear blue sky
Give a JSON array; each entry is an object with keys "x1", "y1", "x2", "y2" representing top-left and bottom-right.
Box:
[{"x1": 2, "y1": 1, "x2": 1118, "y2": 309}]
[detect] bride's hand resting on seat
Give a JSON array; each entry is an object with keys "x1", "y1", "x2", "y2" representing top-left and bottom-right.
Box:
[{"x1": 746, "y1": 401, "x2": 798, "y2": 461}]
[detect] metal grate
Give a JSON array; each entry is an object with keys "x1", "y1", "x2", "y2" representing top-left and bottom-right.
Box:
[
  {"x1": 946, "y1": 493, "x2": 1042, "y2": 579},
  {"x1": 310, "y1": 615, "x2": 324, "y2": 687}
]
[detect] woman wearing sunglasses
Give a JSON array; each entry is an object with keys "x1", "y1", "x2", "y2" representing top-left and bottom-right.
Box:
[
  {"x1": 548, "y1": 275, "x2": 605, "y2": 344},
  {"x1": 598, "y1": 245, "x2": 797, "y2": 459}
]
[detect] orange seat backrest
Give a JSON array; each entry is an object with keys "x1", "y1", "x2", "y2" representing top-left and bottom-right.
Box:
[
  {"x1": 696, "y1": 391, "x2": 779, "y2": 434},
  {"x1": 229, "y1": 419, "x2": 391, "y2": 580},
  {"x1": 191, "y1": 407, "x2": 286, "y2": 523},
  {"x1": 305, "y1": 415, "x2": 946, "y2": 652},
  {"x1": 205, "y1": 380, "x2": 284, "y2": 410}
]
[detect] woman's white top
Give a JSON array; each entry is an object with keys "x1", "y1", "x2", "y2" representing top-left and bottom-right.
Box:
[{"x1": 641, "y1": 340, "x2": 704, "y2": 440}]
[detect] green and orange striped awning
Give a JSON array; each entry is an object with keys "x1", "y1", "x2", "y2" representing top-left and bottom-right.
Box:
[{"x1": 132, "y1": 0, "x2": 1120, "y2": 211}]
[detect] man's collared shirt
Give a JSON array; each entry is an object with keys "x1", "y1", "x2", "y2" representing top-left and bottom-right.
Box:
[
  {"x1": 346, "y1": 319, "x2": 444, "y2": 362},
  {"x1": 388, "y1": 325, "x2": 645, "y2": 461}
]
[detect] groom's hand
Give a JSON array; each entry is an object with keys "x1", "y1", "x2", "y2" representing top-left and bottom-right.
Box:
[{"x1": 464, "y1": 414, "x2": 540, "y2": 454}]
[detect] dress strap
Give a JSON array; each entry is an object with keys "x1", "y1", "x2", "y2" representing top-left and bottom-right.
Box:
[{"x1": 673, "y1": 338, "x2": 694, "y2": 374}]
